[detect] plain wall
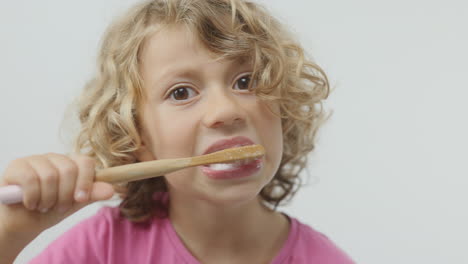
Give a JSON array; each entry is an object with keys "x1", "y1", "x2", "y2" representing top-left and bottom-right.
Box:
[{"x1": 0, "y1": 0, "x2": 467, "y2": 263}]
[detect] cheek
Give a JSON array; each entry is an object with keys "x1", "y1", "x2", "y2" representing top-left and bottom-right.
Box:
[
  {"x1": 258, "y1": 102, "x2": 282, "y2": 141},
  {"x1": 150, "y1": 107, "x2": 199, "y2": 159},
  {"x1": 254, "y1": 101, "x2": 283, "y2": 170}
]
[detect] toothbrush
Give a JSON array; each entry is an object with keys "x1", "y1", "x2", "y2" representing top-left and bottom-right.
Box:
[{"x1": 0, "y1": 144, "x2": 265, "y2": 205}]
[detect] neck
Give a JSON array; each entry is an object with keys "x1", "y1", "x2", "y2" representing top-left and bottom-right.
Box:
[{"x1": 168, "y1": 192, "x2": 290, "y2": 261}]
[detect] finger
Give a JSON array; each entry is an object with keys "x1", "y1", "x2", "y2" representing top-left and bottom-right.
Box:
[
  {"x1": 1, "y1": 159, "x2": 41, "y2": 210},
  {"x1": 46, "y1": 153, "x2": 78, "y2": 213},
  {"x1": 27, "y1": 156, "x2": 59, "y2": 213},
  {"x1": 69, "y1": 155, "x2": 95, "y2": 203}
]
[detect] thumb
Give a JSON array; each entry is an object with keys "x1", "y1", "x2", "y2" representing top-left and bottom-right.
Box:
[
  {"x1": 67, "y1": 182, "x2": 115, "y2": 213},
  {"x1": 88, "y1": 182, "x2": 115, "y2": 202}
]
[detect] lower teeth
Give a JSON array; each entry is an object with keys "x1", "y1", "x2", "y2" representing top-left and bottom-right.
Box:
[
  {"x1": 208, "y1": 159, "x2": 254, "y2": 171},
  {"x1": 208, "y1": 163, "x2": 239, "y2": 170}
]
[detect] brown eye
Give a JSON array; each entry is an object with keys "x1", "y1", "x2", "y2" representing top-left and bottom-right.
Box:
[
  {"x1": 169, "y1": 87, "x2": 197, "y2": 101},
  {"x1": 234, "y1": 75, "x2": 252, "y2": 90}
]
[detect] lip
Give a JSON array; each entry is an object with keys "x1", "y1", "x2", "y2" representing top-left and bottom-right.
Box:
[{"x1": 202, "y1": 136, "x2": 256, "y2": 155}]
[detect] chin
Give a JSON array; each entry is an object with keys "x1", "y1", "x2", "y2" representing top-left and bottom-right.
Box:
[
  {"x1": 197, "y1": 172, "x2": 272, "y2": 208},
  {"x1": 200, "y1": 189, "x2": 261, "y2": 208}
]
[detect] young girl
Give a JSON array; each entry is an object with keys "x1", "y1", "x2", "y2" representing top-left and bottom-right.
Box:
[{"x1": 0, "y1": 0, "x2": 354, "y2": 263}]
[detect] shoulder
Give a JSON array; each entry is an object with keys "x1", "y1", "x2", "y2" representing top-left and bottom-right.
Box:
[
  {"x1": 30, "y1": 206, "x2": 170, "y2": 264},
  {"x1": 285, "y1": 216, "x2": 356, "y2": 264}
]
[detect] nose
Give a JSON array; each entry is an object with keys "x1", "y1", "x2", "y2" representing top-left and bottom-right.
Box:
[{"x1": 202, "y1": 89, "x2": 246, "y2": 129}]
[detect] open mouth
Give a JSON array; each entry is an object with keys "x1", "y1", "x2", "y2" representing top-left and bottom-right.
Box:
[{"x1": 201, "y1": 136, "x2": 263, "y2": 179}]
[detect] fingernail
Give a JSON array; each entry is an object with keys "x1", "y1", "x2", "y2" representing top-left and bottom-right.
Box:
[
  {"x1": 75, "y1": 190, "x2": 88, "y2": 202},
  {"x1": 39, "y1": 208, "x2": 49, "y2": 214},
  {"x1": 31, "y1": 202, "x2": 39, "y2": 211}
]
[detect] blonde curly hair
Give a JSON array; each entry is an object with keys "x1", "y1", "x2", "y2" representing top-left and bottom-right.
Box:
[{"x1": 74, "y1": 0, "x2": 331, "y2": 222}]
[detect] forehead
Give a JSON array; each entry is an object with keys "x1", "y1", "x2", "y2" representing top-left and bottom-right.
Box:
[
  {"x1": 140, "y1": 25, "x2": 219, "y2": 74},
  {"x1": 138, "y1": 25, "x2": 249, "y2": 89},
  {"x1": 141, "y1": 25, "x2": 197, "y2": 61}
]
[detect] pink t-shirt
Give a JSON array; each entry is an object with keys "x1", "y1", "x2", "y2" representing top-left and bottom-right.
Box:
[{"x1": 30, "y1": 207, "x2": 354, "y2": 263}]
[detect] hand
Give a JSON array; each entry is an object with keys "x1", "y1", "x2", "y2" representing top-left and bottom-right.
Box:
[{"x1": 0, "y1": 153, "x2": 114, "y2": 235}]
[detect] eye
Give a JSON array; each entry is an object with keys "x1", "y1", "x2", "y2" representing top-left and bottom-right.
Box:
[
  {"x1": 233, "y1": 74, "x2": 253, "y2": 91},
  {"x1": 168, "y1": 87, "x2": 198, "y2": 102}
]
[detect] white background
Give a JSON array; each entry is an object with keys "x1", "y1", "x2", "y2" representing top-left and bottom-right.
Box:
[{"x1": 1, "y1": 0, "x2": 467, "y2": 263}]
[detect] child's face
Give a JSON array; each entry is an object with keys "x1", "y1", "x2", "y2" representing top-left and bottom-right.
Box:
[{"x1": 136, "y1": 25, "x2": 283, "y2": 206}]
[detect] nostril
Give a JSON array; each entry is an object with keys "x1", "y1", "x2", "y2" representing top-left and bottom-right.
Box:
[
  {"x1": 202, "y1": 101, "x2": 246, "y2": 128},
  {"x1": 212, "y1": 121, "x2": 225, "y2": 128}
]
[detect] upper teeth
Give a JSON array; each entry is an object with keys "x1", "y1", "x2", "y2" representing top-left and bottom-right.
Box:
[{"x1": 209, "y1": 163, "x2": 238, "y2": 171}]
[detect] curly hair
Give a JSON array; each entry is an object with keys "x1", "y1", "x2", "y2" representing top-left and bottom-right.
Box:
[{"x1": 73, "y1": 0, "x2": 331, "y2": 222}]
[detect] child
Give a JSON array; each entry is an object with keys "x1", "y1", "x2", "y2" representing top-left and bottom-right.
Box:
[{"x1": 0, "y1": 0, "x2": 355, "y2": 263}]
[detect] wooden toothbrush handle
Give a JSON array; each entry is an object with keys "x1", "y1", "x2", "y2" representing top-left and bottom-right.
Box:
[{"x1": 96, "y1": 158, "x2": 191, "y2": 183}]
